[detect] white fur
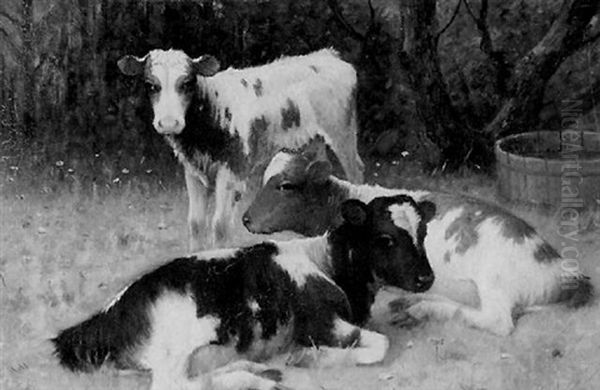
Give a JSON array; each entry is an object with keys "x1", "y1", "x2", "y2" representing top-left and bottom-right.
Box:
[
  {"x1": 388, "y1": 203, "x2": 421, "y2": 246},
  {"x1": 210, "y1": 165, "x2": 247, "y2": 245},
  {"x1": 263, "y1": 151, "x2": 294, "y2": 184},
  {"x1": 310, "y1": 317, "x2": 389, "y2": 367},
  {"x1": 198, "y1": 49, "x2": 358, "y2": 163},
  {"x1": 417, "y1": 211, "x2": 564, "y2": 335},
  {"x1": 331, "y1": 176, "x2": 430, "y2": 202},
  {"x1": 103, "y1": 283, "x2": 131, "y2": 312},
  {"x1": 209, "y1": 370, "x2": 280, "y2": 390},
  {"x1": 272, "y1": 235, "x2": 335, "y2": 287},
  {"x1": 147, "y1": 49, "x2": 191, "y2": 134},
  {"x1": 140, "y1": 292, "x2": 220, "y2": 389},
  {"x1": 151, "y1": 48, "x2": 364, "y2": 249},
  {"x1": 328, "y1": 178, "x2": 578, "y2": 335},
  {"x1": 191, "y1": 247, "x2": 240, "y2": 260}
]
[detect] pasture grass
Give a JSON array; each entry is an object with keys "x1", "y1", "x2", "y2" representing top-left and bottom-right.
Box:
[{"x1": 1, "y1": 159, "x2": 599, "y2": 390}]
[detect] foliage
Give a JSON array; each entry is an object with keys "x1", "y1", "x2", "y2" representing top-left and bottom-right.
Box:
[{"x1": 0, "y1": 0, "x2": 598, "y2": 181}]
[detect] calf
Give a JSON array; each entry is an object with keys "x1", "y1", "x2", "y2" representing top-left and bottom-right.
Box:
[
  {"x1": 117, "y1": 49, "x2": 364, "y2": 248},
  {"x1": 243, "y1": 137, "x2": 593, "y2": 336},
  {"x1": 53, "y1": 197, "x2": 434, "y2": 390}
]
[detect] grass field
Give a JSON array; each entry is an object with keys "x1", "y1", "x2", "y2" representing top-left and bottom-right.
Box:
[{"x1": 1, "y1": 161, "x2": 599, "y2": 390}]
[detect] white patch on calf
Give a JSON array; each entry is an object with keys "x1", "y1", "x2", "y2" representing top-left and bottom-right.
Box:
[
  {"x1": 191, "y1": 247, "x2": 240, "y2": 261},
  {"x1": 198, "y1": 49, "x2": 355, "y2": 157},
  {"x1": 416, "y1": 204, "x2": 568, "y2": 335},
  {"x1": 263, "y1": 151, "x2": 293, "y2": 184},
  {"x1": 388, "y1": 203, "x2": 421, "y2": 245},
  {"x1": 313, "y1": 318, "x2": 389, "y2": 367},
  {"x1": 147, "y1": 50, "x2": 193, "y2": 134},
  {"x1": 334, "y1": 177, "x2": 430, "y2": 203},
  {"x1": 103, "y1": 283, "x2": 132, "y2": 312},
  {"x1": 273, "y1": 236, "x2": 334, "y2": 287},
  {"x1": 140, "y1": 292, "x2": 220, "y2": 372}
]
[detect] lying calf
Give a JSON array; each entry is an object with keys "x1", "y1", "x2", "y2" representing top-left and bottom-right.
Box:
[
  {"x1": 243, "y1": 137, "x2": 593, "y2": 336},
  {"x1": 53, "y1": 197, "x2": 434, "y2": 390}
]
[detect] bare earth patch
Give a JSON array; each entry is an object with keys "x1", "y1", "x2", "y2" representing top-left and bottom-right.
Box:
[{"x1": 1, "y1": 169, "x2": 599, "y2": 390}]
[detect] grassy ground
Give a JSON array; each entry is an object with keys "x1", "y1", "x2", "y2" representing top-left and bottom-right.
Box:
[{"x1": 1, "y1": 160, "x2": 599, "y2": 390}]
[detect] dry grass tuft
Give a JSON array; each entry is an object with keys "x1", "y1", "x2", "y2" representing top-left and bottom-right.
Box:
[{"x1": 1, "y1": 163, "x2": 599, "y2": 390}]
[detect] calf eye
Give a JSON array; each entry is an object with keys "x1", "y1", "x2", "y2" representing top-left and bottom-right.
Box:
[
  {"x1": 374, "y1": 234, "x2": 394, "y2": 248},
  {"x1": 181, "y1": 79, "x2": 196, "y2": 92},
  {"x1": 277, "y1": 181, "x2": 297, "y2": 191},
  {"x1": 145, "y1": 82, "x2": 160, "y2": 94}
]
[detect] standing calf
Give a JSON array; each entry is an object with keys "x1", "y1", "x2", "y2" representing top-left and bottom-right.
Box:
[
  {"x1": 53, "y1": 197, "x2": 434, "y2": 390},
  {"x1": 243, "y1": 138, "x2": 593, "y2": 336},
  {"x1": 118, "y1": 49, "x2": 363, "y2": 248}
]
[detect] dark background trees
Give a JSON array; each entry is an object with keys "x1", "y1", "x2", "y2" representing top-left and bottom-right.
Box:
[{"x1": 1, "y1": 0, "x2": 598, "y2": 188}]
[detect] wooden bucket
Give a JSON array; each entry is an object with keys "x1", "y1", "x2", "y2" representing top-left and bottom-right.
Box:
[{"x1": 495, "y1": 130, "x2": 600, "y2": 208}]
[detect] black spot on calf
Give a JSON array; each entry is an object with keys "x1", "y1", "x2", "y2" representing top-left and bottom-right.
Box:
[
  {"x1": 534, "y1": 242, "x2": 560, "y2": 263},
  {"x1": 281, "y1": 98, "x2": 301, "y2": 130},
  {"x1": 253, "y1": 78, "x2": 263, "y2": 97},
  {"x1": 241, "y1": 78, "x2": 248, "y2": 88}
]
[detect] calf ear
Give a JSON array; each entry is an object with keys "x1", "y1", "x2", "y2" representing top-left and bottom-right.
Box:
[
  {"x1": 302, "y1": 135, "x2": 328, "y2": 159},
  {"x1": 306, "y1": 160, "x2": 332, "y2": 184},
  {"x1": 341, "y1": 199, "x2": 368, "y2": 226},
  {"x1": 117, "y1": 55, "x2": 147, "y2": 76},
  {"x1": 417, "y1": 200, "x2": 436, "y2": 223},
  {"x1": 191, "y1": 55, "x2": 220, "y2": 77}
]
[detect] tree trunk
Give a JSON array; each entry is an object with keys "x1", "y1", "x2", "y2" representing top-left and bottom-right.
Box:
[
  {"x1": 486, "y1": 0, "x2": 599, "y2": 138},
  {"x1": 396, "y1": 0, "x2": 491, "y2": 168},
  {"x1": 21, "y1": 0, "x2": 35, "y2": 140}
]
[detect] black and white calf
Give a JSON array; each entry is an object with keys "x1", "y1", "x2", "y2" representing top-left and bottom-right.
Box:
[
  {"x1": 53, "y1": 197, "x2": 434, "y2": 390},
  {"x1": 118, "y1": 48, "x2": 364, "y2": 248},
  {"x1": 243, "y1": 138, "x2": 594, "y2": 336}
]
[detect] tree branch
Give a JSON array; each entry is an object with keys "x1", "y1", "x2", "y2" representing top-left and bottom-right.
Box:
[
  {"x1": 485, "y1": 0, "x2": 600, "y2": 138},
  {"x1": 540, "y1": 78, "x2": 600, "y2": 128},
  {"x1": 462, "y1": 0, "x2": 494, "y2": 56},
  {"x1": 327, "y1": 0, "x2": 365, "y2": 41},
  {"x1": 0, "y1": 27, "x2": 20, "y2": 54},
  {"x1": 368, "y1": 0, "x2": 375, "y2": 22},
  {"x1": 463, "y1": 0, "x2": 511, "y2": 95},
  {"x1": 436, "y1": 0, "x2": 462, "y2": 42},
  {"x1": 581, "y1": 25, "x2": 600, "y2": 46},
  {"x1": 0, "y1": 10, "x2": 20, "y2": 26}
]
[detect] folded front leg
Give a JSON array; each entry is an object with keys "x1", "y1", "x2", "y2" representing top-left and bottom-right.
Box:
[
  {"x1": 289, "y1": 317, "x2": 389, "y2": 368},
  {"x1": 208, "y1": 370, "x2": 291, "y2": 390}
]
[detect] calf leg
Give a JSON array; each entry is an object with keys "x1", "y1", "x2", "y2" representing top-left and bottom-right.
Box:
[
  {"x1": 404, "y1": 287, "x2": 515, "y2": 336},
  {"x1": 208, "y1": 370, "x2": 287, "y2": 390},
  {"x1": 185, "y1": 168, "x2": 209, "y2": 252},
  {"x1": 211, "y1": 166, "x2": 244, "y2": 244},
  {"x1": 290, "y1": 317, "x2": 389, "y2": 367}
]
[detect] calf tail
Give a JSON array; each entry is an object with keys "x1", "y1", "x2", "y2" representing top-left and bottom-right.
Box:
[
  {"x1": 52, "y1": 284, "x2": 150, "y2": 372},
  {"x1": 52, "y1": 311, "x2": 120, "y2": 372},
  {"x1": 557, "y1": 275, "x2": 594, "y2": 308}
]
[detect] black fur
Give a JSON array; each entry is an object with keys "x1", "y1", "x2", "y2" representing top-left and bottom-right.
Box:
[
  {"x1": 53, "y1": 237, "x2": 364, "y2": 372},
  {"x1": 559, "y1": 275, "x2": 594, "y2": 308},
  {"x1": 328, "y1": 222, "x2": 375, "y2": 325},
  {"x1": 169, "y1": 91, "x2": 248, "y2": 177}
]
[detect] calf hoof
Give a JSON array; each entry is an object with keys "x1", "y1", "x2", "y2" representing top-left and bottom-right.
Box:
[
  {"x1": 389, "y1": 311, "x2": 421, "y2": 328},
  {"x1": 388, "y1": 295, "x2": 422, "y2": 312},
  {"x1": 258, "y1": 369, "x2": 283, "y2": 382}
]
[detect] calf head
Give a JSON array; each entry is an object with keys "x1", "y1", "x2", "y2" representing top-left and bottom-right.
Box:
[
  {"x1": 118, "y1": 49, "x2": 220, "y2": 135},
  {"x1": 243, "y1": 136, "x2": 337, "y2": 235},
  {"x1": 339, "y1": 195, "x2": 436, "y2": 293}
]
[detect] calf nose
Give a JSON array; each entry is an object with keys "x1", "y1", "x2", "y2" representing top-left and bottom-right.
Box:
[
  {"x1": 416, "y1": 273, "x2": 435, "y2": 290},
  {"x1": 157, "y1": 117, "x2": 180, "y2": 133}
]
